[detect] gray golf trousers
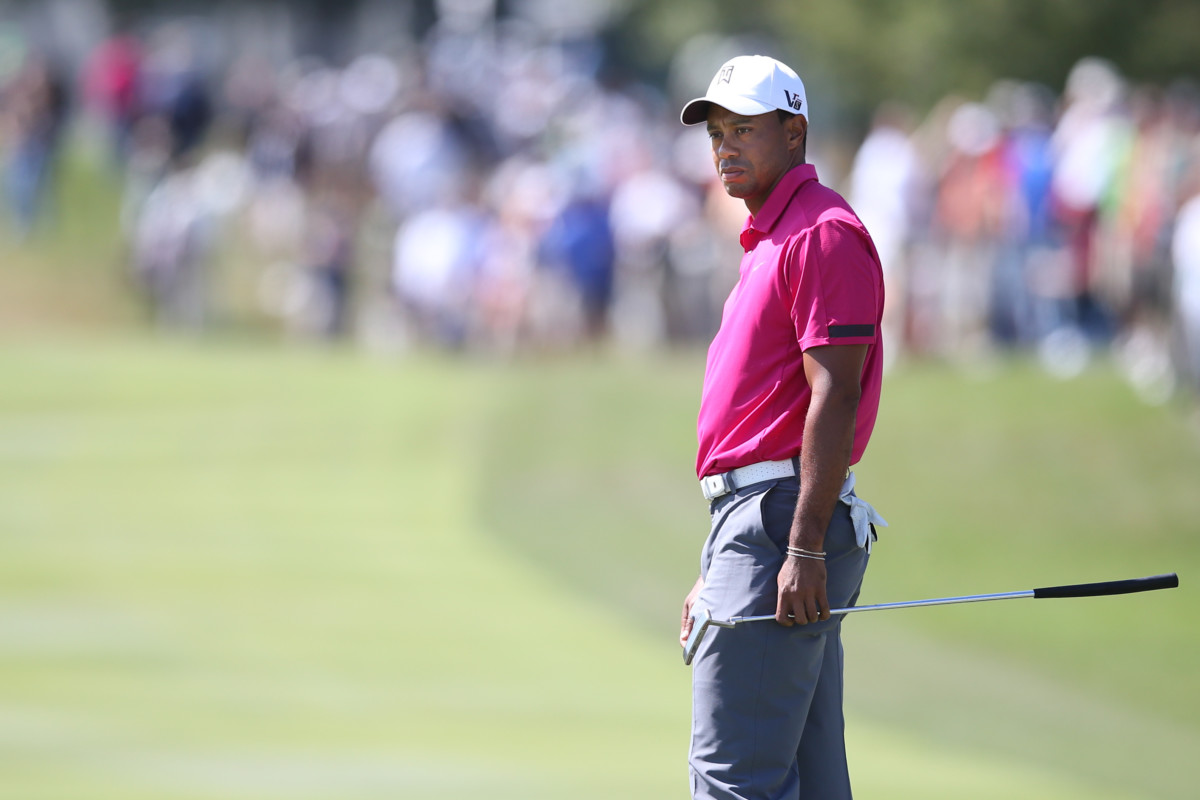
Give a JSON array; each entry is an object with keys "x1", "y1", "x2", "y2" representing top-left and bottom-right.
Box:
[{"x1": 690, "y1": 476, "x2": 870, "y2": 800}]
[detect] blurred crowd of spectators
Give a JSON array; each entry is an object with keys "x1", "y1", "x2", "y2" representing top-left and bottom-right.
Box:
[
  {"x1": 2, "y1": 6, "x2": 1199, "y2": 400},
  {"x1": 851, "y1": 60, "x2": 1200, "y2": 401}
]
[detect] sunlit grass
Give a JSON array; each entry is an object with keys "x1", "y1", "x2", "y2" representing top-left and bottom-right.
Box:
[{"x1": 1, "y1": 339, "x2": 1195, "y2": 798}]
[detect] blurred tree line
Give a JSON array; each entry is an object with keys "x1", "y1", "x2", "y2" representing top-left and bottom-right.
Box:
[
  {"x1": 617, "y1": 0, "x2": 1200, "y2": 129},
  {"x1": 95, "y1": 0, "x2": 1200, "y2": 131}
]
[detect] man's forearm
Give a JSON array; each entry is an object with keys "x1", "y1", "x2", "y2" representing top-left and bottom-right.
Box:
[
  {"x1": 789, "y1": 389, "x2": 858, "y2": 550},
  {"x1": 774, "y1": 344, "x2": 866, "y2": 625},
  {"x1": 789, "y1": 346, "x2": 864, "y2": 551}
]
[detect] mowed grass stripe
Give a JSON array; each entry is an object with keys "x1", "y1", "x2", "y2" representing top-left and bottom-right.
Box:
[
  {"x1": 846, "y1": 620, "x2": 1199, "y2": 800},
  {"x1": 473, "y1": 351, "x2": 1200, "y2": 798},
  {"x1": 0, "y1": 338, "x2": 1196, "y2": 798},
  {"x1": 847, "y1": 720, "x2": 1141, "y2": 800},
  {"x1": 0, "y1": 340, "x2": 687, "y2": 799}
]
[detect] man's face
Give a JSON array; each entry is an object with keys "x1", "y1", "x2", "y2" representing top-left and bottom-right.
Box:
[{"x1": 706, "y1": 106, "x2": 806, "y2": 215}]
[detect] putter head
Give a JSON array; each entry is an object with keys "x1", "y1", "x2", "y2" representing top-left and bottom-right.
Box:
[
  {"x1": 683, "y1": 607, "x2": 712, "y2": 665},
  {"x1": 683, "y1": 608, "x2": 736, "y2": 665}
]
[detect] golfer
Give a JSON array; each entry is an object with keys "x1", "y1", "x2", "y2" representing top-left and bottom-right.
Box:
[{"x1": 678, "y1": 55, "x2": 887, "y2": 800}]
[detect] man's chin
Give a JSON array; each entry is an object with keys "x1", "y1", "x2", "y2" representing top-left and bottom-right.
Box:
[{"x1": 721, "y1": 180, "x2": 752, "y2": 199}]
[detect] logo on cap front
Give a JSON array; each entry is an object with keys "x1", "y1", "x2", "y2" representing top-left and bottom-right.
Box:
[
  {"x1": 718, "y1": 65, "x2": 734, "y2": 84},
  {"x1": 784, "y1": 90, "x2": 803, "y2": 111}
]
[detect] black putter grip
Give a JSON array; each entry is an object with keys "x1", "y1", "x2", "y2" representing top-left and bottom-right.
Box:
[{"x1": 1033, "y1": 573, "x2": 1178, "y2": 599}]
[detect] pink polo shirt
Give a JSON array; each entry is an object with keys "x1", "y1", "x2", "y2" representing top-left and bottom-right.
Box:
[{"x1": 696, "y1": 163, "x2": 885, "y2": 478}]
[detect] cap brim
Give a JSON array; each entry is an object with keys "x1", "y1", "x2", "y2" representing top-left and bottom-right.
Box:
[{"x1": 680, "y1": 93, "x2": 776, "y2": 125}]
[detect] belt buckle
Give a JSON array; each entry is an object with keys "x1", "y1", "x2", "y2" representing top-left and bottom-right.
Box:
[{"x1": 701, "y1": 472, "x2": 733, "y2": 501}]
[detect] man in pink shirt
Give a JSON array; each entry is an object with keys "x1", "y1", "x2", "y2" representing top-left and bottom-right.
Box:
[{"x1": 678, "y1": 55, "x2": 887, "y2": 800}]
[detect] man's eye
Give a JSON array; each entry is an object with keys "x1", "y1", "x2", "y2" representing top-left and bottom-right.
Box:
[{"x1": 736, "y1": 127, "x2": 751, "y2": 135}]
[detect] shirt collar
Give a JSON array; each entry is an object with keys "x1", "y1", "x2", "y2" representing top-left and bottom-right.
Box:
[{"x1": 739, "y1": 163, "x2": 819, "y2": 251}]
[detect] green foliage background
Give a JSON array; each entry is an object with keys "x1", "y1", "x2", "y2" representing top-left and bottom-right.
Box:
[
  {"x1": 617, "y1": 0, "x2": 1200, "y2": 127},
  {"x1": 82, "y1": 0, "x2": 1200, "y2": 136}
]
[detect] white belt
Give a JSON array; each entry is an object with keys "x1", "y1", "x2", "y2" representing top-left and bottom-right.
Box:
[
  {"x1": 701, "y1": 462, "x2": 888, "y2": 554},
  {"x1": 700, "y1": 459, "x2": 796, "y2": 501}
]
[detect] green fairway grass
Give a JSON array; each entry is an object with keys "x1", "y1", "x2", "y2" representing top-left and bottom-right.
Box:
[{"x1": 1, "y1": 338, "x2": 1197, "y2": 798}]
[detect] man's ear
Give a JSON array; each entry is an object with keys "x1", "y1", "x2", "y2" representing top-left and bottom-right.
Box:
[{"x1": 787, "y1": 115, "x2": 808, "y2": 151}]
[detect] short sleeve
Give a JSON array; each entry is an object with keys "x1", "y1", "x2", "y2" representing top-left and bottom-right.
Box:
[{"x1": 786, "y1": 219, "x2": 883, "y2": 351}]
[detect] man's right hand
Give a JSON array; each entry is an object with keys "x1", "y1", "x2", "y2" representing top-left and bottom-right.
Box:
[
  {"x1": 775, "y1": 553, "x2": 829, "y2": 625},
  {"x1": 680, "y1": 576, "x2": 704, "y2": 648}
]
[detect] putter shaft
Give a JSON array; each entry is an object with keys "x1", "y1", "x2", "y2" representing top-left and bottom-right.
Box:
[
  {"x1": 685, "y1": 573, "x2": 1178, "y2": 665},
  {"x1": 729, "y1": 589, "x2": 1033, "y2": 625}
]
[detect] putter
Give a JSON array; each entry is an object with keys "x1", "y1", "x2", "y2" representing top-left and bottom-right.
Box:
[{"x1": 683, "y1": 572, "x2": 1179, "y2": 665}]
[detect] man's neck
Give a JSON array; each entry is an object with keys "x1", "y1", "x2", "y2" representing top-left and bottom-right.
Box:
[{"x1": 746, "y1": 157, "x2": 807, "y2": 217}]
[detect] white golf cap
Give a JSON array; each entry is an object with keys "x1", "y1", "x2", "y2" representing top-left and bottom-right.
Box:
[{"x1": 680, "y1": 55, "x2": 808, "y2": 126}]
